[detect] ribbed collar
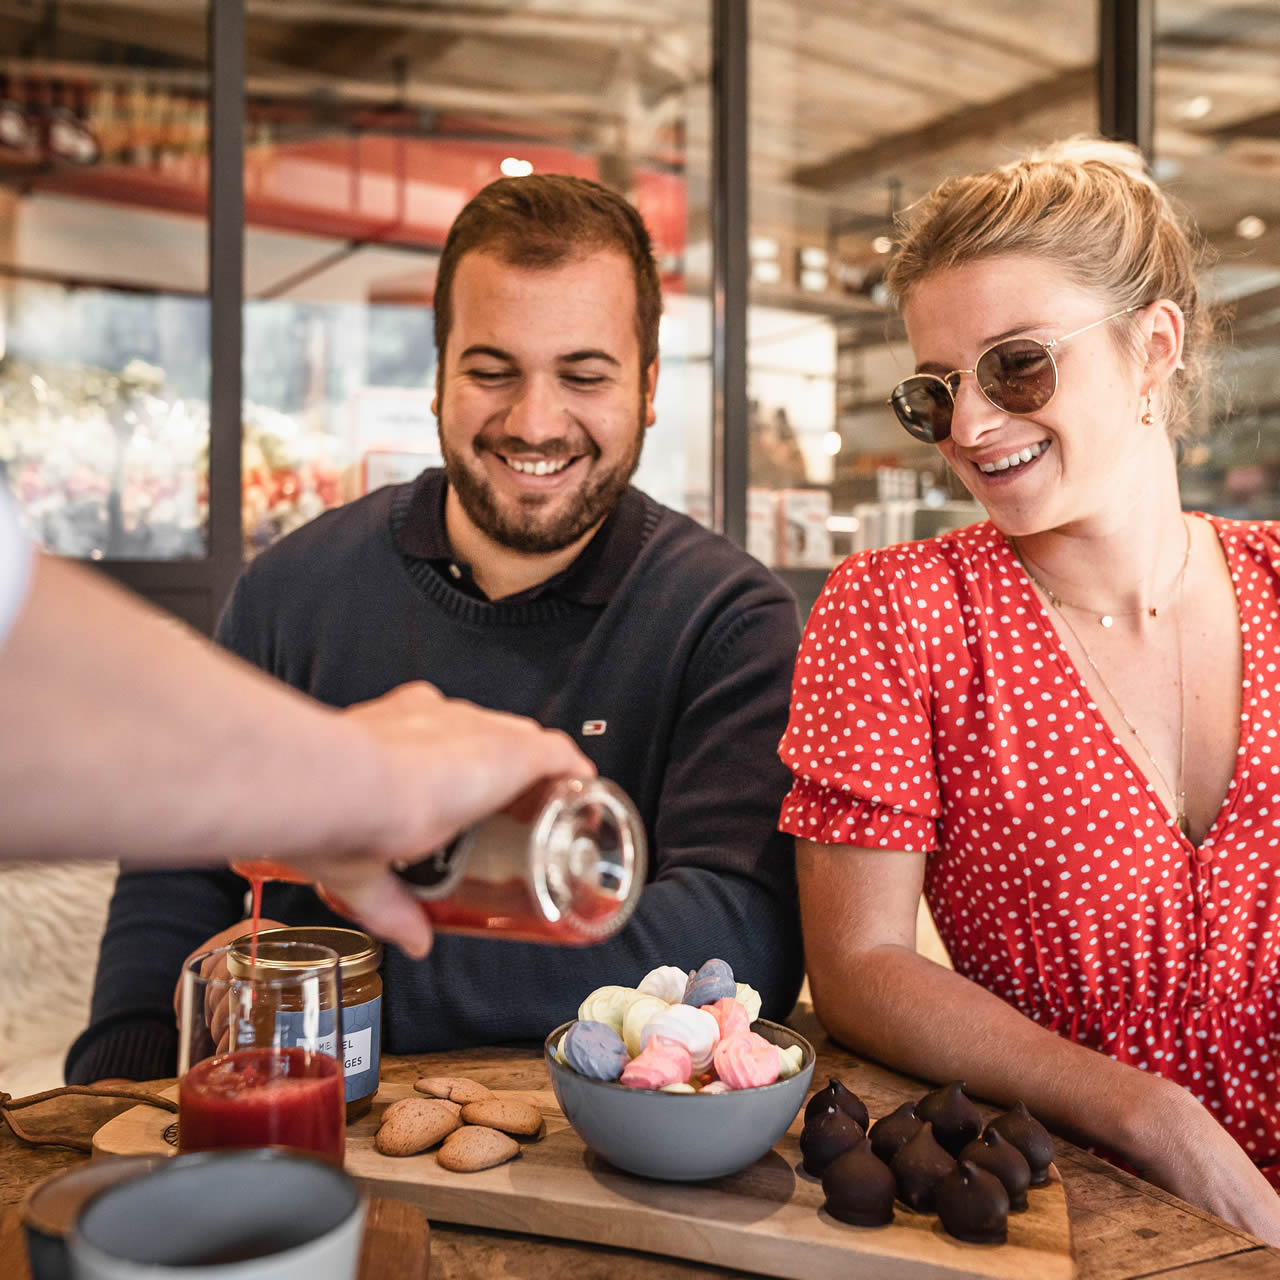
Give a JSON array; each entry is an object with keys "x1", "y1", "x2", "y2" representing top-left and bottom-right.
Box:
[{"x1": 391, "y1": 468, "x2": 650, "y2": 606}]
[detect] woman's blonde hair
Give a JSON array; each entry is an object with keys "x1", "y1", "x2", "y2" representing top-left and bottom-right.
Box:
[{"x1": 884, "y1": 137, "x2": 1214, "y2": 438}]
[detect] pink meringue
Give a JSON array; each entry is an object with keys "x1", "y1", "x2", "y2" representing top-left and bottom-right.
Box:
[
  {"x1": 620, "y1": 1035, "x2": 693, "y2": 1090},
  {"x1": 638, "y1": 1003, "x2": 720, "y2": 1074},
  {"x1": 701, "y1": 996, "x2": 750, "y2": 1041},
  {"x1": 712, "y1": 1031, "x2": 780, "y2": 1090}
]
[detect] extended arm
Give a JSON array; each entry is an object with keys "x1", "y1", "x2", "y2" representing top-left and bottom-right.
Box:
[{"x1": 799, "y1": 838, "x2": 1280, "y2": 1243}]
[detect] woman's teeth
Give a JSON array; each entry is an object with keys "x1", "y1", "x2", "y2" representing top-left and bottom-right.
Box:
[
  {"x1": 978, "y1": 441, "x2": 1049, "y2": 474},
  {"x1": 505, "y1": 456, "x2": 572, "y2": 476}
]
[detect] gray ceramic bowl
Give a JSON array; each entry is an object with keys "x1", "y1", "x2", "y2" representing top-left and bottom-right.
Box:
[{"x1": 545, "y1": 1018, "x2": 814, "y2": 1181}]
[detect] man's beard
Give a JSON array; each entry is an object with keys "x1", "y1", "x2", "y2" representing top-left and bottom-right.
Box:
[{"x1": 440, "y1": 412, "x2": 646, "y2": 555}]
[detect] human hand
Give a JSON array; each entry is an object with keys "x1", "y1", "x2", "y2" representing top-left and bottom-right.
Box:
[
  {"x1": 289, "y1": 682, "x2": 596, "y2": 957},
  {"x1": 1124, "y1": 1077, "x2": 1280, "y2": 1245}
]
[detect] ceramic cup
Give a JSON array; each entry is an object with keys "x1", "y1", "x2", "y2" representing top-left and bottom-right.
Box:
[
  {"x1": 67, "y1": 1148, "x2": 365, "y2": 1280},
  {"x1": 22, "y1": 1156, "x2": 169, "y2": 1280}
]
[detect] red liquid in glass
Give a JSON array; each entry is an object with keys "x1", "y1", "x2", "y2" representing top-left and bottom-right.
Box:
[{"x1": 178, "y1": 1047, "x2": 344, "y2": 1164}]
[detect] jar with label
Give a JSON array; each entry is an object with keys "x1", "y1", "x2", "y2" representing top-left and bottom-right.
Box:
[
  {"x1": 229, "y1": 926, "x2": 383, "y2": 1122},
  {"x1": 392, "y1": 775, "x2": 647, "y2": 944}
]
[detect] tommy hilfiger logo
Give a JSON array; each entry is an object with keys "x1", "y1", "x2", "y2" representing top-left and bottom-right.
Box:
[{"x1": 582, "y1": 720, "x2": 607, "y2": 736}]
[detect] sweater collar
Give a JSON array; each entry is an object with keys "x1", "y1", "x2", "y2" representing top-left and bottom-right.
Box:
[{"x1": 393, "y1": 468, "x2": 646, "y2": 606}]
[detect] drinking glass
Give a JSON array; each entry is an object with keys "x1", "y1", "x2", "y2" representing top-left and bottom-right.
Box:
[{"x1": 177, "y1": 941, "x2": 345, "y2": 1165}]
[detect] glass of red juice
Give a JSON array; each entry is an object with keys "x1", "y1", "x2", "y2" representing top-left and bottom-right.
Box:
[{"x1": 177, "y1": 941, "x2": 345, "y2": 1166}]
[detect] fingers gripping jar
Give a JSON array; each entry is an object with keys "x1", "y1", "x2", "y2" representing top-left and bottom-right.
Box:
[
  {"x1": 393, "y1": 776, "x2": 647, "y2": 944},
  {"x1": 230, "y1": 926, "x2": 383, "y2": 1122}
]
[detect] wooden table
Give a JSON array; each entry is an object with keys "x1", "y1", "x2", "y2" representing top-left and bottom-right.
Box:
[{"x1": 2, "y1": 1007, "x2": 1277, "y2": 1279}]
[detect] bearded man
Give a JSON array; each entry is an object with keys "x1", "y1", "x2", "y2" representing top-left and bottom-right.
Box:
[{"x1": 69, "y1": 175, "x2": 804, "y2": 1080}]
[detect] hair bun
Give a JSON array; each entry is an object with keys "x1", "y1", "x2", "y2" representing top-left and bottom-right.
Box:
[{"x1": 1013, "y1": 135, "x2": 1157, "y2": 192}]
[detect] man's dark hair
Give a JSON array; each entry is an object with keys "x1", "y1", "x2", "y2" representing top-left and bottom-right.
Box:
[{"x1": 433, "y1": 174, "x2": 662, "y2": 371}]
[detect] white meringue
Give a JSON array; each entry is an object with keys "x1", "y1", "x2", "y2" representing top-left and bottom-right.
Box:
[
  {"x1": 637, "y1": 964, "x2": 690, "y2": 1004},
  {"x1": 639, "y1": 1003, "x2": 720, "y2": 1074}
]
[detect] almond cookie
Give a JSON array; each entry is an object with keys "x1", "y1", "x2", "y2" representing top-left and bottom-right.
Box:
[
  {"x1": 414, "y1": 1075, "x2": 496, "y2": 1105},
  {"x1": 459, "y1": 1096, "x2": 543, "y2": 1137},
  {"x1": 375, "y1": 1098, "x2": 462, "y2": 1156},
  {"x1": 384, "y1": 1095, "x2": 461, "y2": 1121},
  {"x1": 437, "y1": 1125, "x2": 520, "y2": 1172}
]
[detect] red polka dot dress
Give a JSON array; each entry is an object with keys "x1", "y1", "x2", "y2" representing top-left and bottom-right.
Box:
[{"x1": 779, "y1": 514, "x2": 1280, "y2": 1186}]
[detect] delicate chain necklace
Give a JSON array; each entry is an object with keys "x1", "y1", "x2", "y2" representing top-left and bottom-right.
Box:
[{"x1": 1012, "y1": 519, "x2": 1192, "y2": 836}]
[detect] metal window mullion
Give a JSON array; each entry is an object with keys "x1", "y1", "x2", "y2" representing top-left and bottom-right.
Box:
[
  {"x1": 207, "y1": 0, "x2": 246, "y2": 616},
  {"x1": 1099, "y1": 0, "x2": 1153, "y2": 163},
  {"x1": 711, "y1": 0, "x2": 748, "y2": 546}
]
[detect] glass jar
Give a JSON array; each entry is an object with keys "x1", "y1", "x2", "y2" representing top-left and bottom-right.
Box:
[
  {"x1": 230, "y1": 926, "x2": 383, "y2": 1122},
  {"x1": 392, "y1": 775, "x2": 647, "y2": 944}
]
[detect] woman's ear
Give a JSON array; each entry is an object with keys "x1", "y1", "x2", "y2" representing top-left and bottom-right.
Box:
[{"x1": 1143, "y1": 298, "x2": 1185, "y2": 390}]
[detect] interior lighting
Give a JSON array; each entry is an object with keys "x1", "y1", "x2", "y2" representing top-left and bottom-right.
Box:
[
  {"x1": 749, "y1": 236, "x2": 779, "y2": 261},
  {"x1": 1178, "y1": 95, "x2": 1213, "y2": 121},
  {"x1": 822, "y1": 430, "x2": 843, "y2": 456},
  {"x1": 1236, "y1": 215, "x2": 1266, "y2": 240},
  {"x1": 500, "y1": 157, "x2": 533, "y2": 177},
  {"x1": 752, "y1": 259, "x2": 782, "y2": 285},
  {"x1": 871, "y1": 235, "x2": 894, "y2": 255}
]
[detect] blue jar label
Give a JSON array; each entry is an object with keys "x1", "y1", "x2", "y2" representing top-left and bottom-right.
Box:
[{"x1": 272, "y1": 996, "x2": 381, "y2": 1104}]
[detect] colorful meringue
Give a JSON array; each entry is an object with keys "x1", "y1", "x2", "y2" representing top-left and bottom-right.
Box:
[
  {"x1": 702, "y1": 996, "x2": 750, "y2": 1041},
  {"x1": 777, "y1": 1043, "x2": 805, "y2": 1080},
  {"x1": 734, "y1": 983, "x2": 762, "y2": 1024},
  {"x1": 622, "y1": 993, "x2": 671, "y2": 1058},
  {"x1": 683, "y1": 958, "x2": 737, "y2": 1007},
  {"x1": 712, "y1": 1031, "x2": 780, "y2": 1090},
  {"x1": 639, "y1": 1003, "x2": 720, "y2": 1074},
  {"x1": 620, "y1": 1035, "x2": 692, "y2": 1090},
  {"x1": 637, "y1": 964, "x2": 690, "y2": 1004},
  {"x1": 562, "y1": 1019, "x2": 629, "y2": 1082},
  {"x1": 577, "y1": 985, "x2": 640, "y2": 1036}
]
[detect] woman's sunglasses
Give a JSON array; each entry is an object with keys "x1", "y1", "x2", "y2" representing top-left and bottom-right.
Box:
[{"x1": 887, "y1": 304, "x2": 1145, "y2": 443}]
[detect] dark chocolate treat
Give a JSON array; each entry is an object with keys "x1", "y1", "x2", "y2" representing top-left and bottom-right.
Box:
[
  {"x1": 800, "y1": 1105, "x2": 864, "y2": 1177},
  {"x1": 936, "y1": 1160, "x2": 1010, "y2": 1244},
  {"x1": 803, "y1": 1077, "x2": 870, "y2": 1133},
  {"x1": 959, "y1": 1129, "x2": 1030, "y2": 1211},
  {"x1": 915, "y1": 1081, "x2": 982, "y2": 1157},
  {"x1": 986, "y1": 1101, "x2": 1054, "y2": 1186},
  {"x1": 821, "y1": 1138, "x2": 896, "y2": 1227},
  {"x1": 868, "y1": 1100, "x2": 923, "y2": 1165},
  {"x1": 889, "y1": 1121, "x2": 955, "y2": 1213}
]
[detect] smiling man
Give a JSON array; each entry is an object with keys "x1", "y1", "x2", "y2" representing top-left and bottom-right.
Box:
[{"x1": 69, "y1": 175, "x2": 805, "y2": 1081}]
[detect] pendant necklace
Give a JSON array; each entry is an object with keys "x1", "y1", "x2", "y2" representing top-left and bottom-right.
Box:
[{"x1": 1012, "y1": 519, "x2": 1192, "y2": 836}]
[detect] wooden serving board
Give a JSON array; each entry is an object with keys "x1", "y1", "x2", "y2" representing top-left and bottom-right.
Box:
[{"x1": 95, "y1": 1082, "x2": 1073, "y2": 1280}]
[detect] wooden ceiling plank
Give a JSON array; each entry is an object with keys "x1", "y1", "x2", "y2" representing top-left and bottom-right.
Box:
[{"x1": 791, "y1": 62, "x2": 1096, "y2": 190}]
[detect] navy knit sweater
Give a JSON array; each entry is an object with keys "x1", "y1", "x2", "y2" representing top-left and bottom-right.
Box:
[{"x1": 67, "y1": 474, "x2": 805, "y2": 1082}]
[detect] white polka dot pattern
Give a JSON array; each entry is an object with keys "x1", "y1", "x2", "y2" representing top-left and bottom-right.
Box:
[{"x1": 778, "y1": 515, "x2": 1280, "y2": 1186}]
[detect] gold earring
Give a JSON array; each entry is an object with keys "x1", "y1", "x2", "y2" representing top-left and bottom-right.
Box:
[{"x1": 1140, "y1": 392, "x2": 1155, "y2": 428}]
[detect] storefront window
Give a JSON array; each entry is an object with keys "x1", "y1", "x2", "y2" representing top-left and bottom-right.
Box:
[
  {"x1": 1155, "y1": 2, "x2": 1280, "y2": 520},
  {"x1": 238, "y1": 3, "x2": 712, "y2": 555},
  {"x1": 0, "y1": 3, "x2": 210, "y2": 559},
  {"x1": 747, "y1": 2, "x2": 1100, "y2": 568}
]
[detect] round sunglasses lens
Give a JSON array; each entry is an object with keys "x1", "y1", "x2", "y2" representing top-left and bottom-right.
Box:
[
  {"x1": 891, "y1": 378, "x2": 952, "y2": 441},
  {"x1": 977, "y1": 339, "x2": 1056, "y2": 414}
]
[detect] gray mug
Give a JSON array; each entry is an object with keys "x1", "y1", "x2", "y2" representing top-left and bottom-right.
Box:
[{"x1": 67, "y1": 1149, "x2": 365, "y2": 1280}]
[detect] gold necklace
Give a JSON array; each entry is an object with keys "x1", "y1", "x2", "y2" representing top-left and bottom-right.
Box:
[
  {"x1": 1014, "y1": 523, "x2": 1191, "y2": 628},
  {"x1": 1012, "y1": 519, "x2": 1192, "y2": 836}
]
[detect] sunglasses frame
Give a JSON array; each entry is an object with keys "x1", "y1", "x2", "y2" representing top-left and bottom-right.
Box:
[{"x1": 888, "y1": 303, "x2": 1147, "y2": 443}]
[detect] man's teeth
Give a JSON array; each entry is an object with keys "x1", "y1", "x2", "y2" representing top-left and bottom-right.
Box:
[
  {"x1": 505, "y1": 456, "x2": 572, "y2": 476},
  {"x1": 978, "y1": 441, "x2": 1049, "y2": 474}
]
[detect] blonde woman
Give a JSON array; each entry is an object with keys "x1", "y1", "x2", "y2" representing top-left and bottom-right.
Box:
[{"x1": 781, "y1": 139, "x2": 1280, "y2": 1241}]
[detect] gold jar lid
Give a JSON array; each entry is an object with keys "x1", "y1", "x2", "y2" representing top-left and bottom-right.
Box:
[{"x1": 229, "y1": 926, "x2": 382, "y2": 979}]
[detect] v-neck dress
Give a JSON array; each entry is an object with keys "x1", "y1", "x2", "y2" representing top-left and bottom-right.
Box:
[{"x1": 778, "y1": 514, "x2": 1280, "y2": 1185}]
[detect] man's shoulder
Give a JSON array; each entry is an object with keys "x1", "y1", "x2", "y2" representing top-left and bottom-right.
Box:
[
  {"x1": 632, "y1": 489, "x2": 794, "y2": 603},
  {"x1": 240, "y1": 484, "x2": 403, "y2": 585}
]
